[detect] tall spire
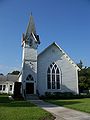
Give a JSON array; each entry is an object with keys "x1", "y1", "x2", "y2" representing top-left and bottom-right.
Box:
[
  {"x1": 26, "y1": 14, "x2": 36, "y2": 35},
  {"x1": 22, "y1": 14, "x2": 40, "y2": 46}
]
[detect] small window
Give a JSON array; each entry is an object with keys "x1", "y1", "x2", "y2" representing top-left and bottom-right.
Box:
[
  {"x1": 26, "y1": 74, "x2": 34, "y2": 81},
  {"x1": 10, "y1": 85, "x2": 12, "y2": 91},
  {"x1": 3, "y1": 85, "x2": 6, "y2": 91},
  {"x1": 0, "y1": 85, "x2": 2, "y2": 90},
  {"x1": 30, "y1": 38, "x2": 33, "y2": 46}
]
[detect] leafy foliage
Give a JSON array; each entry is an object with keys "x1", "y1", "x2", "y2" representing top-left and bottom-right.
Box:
[
  {"x1": 77, "y1": 60, "x2": 83, "y2": 69},
  {"x1": 78, "y1": 61, "x2": 90, "y2": 93},
  {"x1": 0, "y1": 73, "x2": 4, "y2": 75},
  {"x1": 8, "y1": 70, "x2": 20, "y2": 75}
]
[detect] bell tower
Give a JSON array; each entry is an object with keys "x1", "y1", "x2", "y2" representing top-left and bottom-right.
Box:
[{"x1": 21, "y1": 15, "x2": 40, "y2": 98}]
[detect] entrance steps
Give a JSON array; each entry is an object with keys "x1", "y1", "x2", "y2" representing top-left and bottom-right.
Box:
[{"x1": 26, "y1": 94, "x2": 39, "y2": 100}]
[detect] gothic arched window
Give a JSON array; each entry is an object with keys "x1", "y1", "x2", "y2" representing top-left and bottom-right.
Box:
[
  {"x1": 26, "y1": 74, "x2": 34, "y2": 81},
  {"x1": 47, "y1": 62, "x2": 61, "y2": 89},
  {"x1": 47, "y1": 68, "x2": 51, "y2": 89}
]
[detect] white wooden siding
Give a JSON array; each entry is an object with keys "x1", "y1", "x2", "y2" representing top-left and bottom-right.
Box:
[{"x1": 37, "y1": 44, "x2": 79, "y2": 95}]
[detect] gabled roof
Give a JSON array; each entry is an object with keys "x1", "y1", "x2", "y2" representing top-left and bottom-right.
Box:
[
  {"x1": 38, "y1": 42, "x2": 80, "y2": 71},
  {"x1": 0, "y1": 74, "x2": 18, "y2": 84}
]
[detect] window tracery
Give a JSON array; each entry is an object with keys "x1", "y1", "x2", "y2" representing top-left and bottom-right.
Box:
[{"x1": 47, "y1": 62, "x2": 61, "y2": 89}]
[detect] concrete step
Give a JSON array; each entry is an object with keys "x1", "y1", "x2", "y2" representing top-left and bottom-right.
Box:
[{"x1": 26, "y1": 94, "x2": 39, "y2": 100}]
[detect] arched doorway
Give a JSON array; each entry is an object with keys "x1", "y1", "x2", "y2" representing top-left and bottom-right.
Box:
[{"x1": 26, "y1": 75, "x2": 34, "y2": 94}]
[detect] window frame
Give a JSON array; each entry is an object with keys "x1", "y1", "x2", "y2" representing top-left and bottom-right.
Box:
[
  {"x1": 47, "y1": 62, "x2": 61, "y2": 90},
  {"x1": 3, "y1": 85, "x2": 6, "y2": 91},
  {"x1": 9, "y1": 85, "x2": 12, "y2": 91},
  {"x1": 0, "y1": 85, "x2": 2, "y2": 91}
]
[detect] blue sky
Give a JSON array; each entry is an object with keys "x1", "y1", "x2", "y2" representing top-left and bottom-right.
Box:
[{"x1": 0, "y1": 0, "x2": 90, "y2": 74}]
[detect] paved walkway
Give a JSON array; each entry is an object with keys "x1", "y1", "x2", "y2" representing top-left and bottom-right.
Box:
[{"x1": 30, "y1": 100, "x2": 90, "y2": 120}]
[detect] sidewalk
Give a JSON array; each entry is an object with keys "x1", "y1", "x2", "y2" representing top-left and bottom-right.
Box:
[{"x1": 30, "y1": 100, "x2": 90, "y2": 120}]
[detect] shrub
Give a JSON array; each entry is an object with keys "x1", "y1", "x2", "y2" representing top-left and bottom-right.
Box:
[{"x1": 40, "y1": 92, "x2": 90, "y2": 100}]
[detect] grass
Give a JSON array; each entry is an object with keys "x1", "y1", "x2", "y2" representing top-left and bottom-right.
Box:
[
  {"x1": 0, "y1": 95, "x2": 55, "y2": 120},
  {"x1": 46, "y1": 98, "x2": 90, "y2": 113}
]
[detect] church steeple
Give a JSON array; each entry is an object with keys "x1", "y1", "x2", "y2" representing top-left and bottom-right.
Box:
[
  {"x1": 21, "y1": 15, "x2": 40, "y2": 97},
  {"x1": 22, "y1": 14, "x2": 40, "y2": 47},
  {"x1": 26, "y1": 14, "x2": 36, "y2": 35}
]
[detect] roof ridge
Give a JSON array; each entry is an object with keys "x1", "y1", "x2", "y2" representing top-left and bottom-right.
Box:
[{"x1": 38, "y1": 42, "x2": 80, "y2": 70}]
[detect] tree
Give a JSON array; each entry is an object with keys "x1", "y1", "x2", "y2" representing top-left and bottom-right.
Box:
[
  {"x1": 8, "y1": 70, "x2": 20, "y2": 75},
  {"x1": 0, "y1": 73, "x2": 4, "y2": 75},
  {"x1": 77, "y1": 60, "x2": 83, "y2": 69},
  {"x1": 78, "y1": 67, "x2": 90, "y2": 93}
]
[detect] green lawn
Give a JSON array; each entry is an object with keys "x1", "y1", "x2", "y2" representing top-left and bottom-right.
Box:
[
  {"x1": 46, "y1": 98, "x2": 90, "y2": 113},
  {"x1": 0, "y1": 95, "x2": 54, "y2": 120}
]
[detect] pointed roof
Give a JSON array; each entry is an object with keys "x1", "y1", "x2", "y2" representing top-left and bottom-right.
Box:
[
  {"x1": 26, "y1": 14, "x2": 36, "y2": 35},
  {"x1": 38, "y1": 42, "x2": 80, "y2": 71}
]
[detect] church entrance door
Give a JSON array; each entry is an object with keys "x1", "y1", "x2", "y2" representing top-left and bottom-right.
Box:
[{"x1": 26, "y1": 83, "x2": 34, "y2": 94}]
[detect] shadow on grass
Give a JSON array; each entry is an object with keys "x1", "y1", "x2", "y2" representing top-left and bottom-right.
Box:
[
  {"x1": 0, "y1": 96, "x2": 10, "y2": 103},
  {"x1": 45, "y1": 100, "x2": 82, "y2": 107},
  {"x1": 0, "y1": 95, "x2": 82, "y2": 108},
  {"x1": 0, "y1": 96, "x2": 36, "y2": 107}
]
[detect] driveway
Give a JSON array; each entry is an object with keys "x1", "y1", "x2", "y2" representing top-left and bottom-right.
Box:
[{"x1": 30, "y1": 100, "x2": 90, "y2": 120}]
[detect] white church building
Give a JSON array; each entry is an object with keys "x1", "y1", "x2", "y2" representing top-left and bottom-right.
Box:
[
  {"x1": 19, "y1": 15, "x2": 80, "y2": 98},
  {"x1": 0, "y1": 74, "x2": 18, "y2": 94}
]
